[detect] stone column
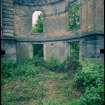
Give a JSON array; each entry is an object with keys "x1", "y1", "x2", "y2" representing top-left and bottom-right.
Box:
[
  {"x1": 86, "y1": 36, "x2": 96, "y2": 58},
  {"x1": 94, "y1": 0, "x2": 104, "y2": 32},
  {"x1": 16, "y1": 42, "x2": 33, "y2": 63},
  {"x1": 79, "y1": 39, "x2": 87, "y2": 60},
  {"x1": 80, "y1": 0, "x2": 88, "y2": 32},
  {"x1": 96, "y1": 35, "x2": 104, "y2": 62},
  {"x1": 87, "y1": 0, "x2": 94, "y2": 31},
  {"x1": 1, "y1": 38, "x2": 16, "y2": 61}
]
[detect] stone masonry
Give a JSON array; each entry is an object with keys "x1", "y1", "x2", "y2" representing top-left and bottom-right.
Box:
[{"x1": 1, "y1": 0, "x2": 104, "y2": 62}]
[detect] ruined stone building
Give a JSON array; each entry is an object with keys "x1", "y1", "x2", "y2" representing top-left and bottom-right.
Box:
[{"x1": 1, "y1": 0, "x2": 104, "y2": 62}]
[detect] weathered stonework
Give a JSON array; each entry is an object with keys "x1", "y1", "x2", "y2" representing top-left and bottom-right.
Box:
[
  {"x1": 1, "y1": 0, "x2": 104, "y2": 62},
  {"x1": 44, "y1": 42, "x2": 69, "y2": 62},
  {"x1": 2, "y1": 0, "x2": 14, "y2": 36},
  {"x1": 16, "y1": 42, "x2": 33, "y2": 62},
  {"x1": 1, "y1": 37, "x2": 16, "y2": 61}
]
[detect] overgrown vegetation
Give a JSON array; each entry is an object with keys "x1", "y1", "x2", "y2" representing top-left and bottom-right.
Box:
[
  {"x1": 74, "y1": 59, "x2": 104, "y2": 105},
  {"x1": 68, "y1": 1, "x2": 80, "y2": 30},
  {"x1": 1, "y1": 57, "x2": 104, "y2": 105},
  {"x1": 69, "y1": 41, "x2": 80, "y2": 60}
]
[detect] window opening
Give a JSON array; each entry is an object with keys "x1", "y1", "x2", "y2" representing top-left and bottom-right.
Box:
[{"x1": 32, "y1": 11, "x2": 43, "y2": 33}]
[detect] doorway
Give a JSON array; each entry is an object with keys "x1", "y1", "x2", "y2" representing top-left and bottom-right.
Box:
[{"x1": 33, "y1": 44, "x2": 43, "y2": 58}]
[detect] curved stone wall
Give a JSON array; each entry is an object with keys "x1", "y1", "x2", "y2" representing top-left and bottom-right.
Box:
[{"x1": 2, "y1": 0, "x2": 14, "y2": 36}]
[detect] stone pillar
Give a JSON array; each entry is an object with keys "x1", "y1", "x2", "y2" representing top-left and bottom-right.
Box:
[
  {"x1": 96, "y1": 35, "x2": 104, "y2": 61},
  {"x1": 86, "y1": 36, "x2": 96, "y2": 58},
  {"x1": 94, "y1": 0, "x2": 104, "y2": 32},
  {"x1": 79, "y1": 39, "x2": 87, "y2": 60},
  {"x1": 87, "y1": 0, "x2": 94, "y2": 31},
  {"x1": 16, "y1": 42, "x2": 33, "y2": 63},
  {"x1": 80, "y1": 0, "x2": 88, "y2": 32},
  {"x1": 1, "y1": 38, "x2": 16, "y2": 61},
  {"x1": 80, "y1": 36, "x2": 96, "y2": 60}
]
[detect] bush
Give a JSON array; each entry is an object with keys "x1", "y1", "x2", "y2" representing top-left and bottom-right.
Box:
[
  {"x1": 74, "y1": 59, "x2": 104, "y2": 105},
  {"x1": 74, "y1": 59, "x2": 104, "y2": 92},
  {"x1": 1, "y1": 58, "x2": 43, "y2": 80},
  {"x1": 44, "y1": 57, "x2": 64, "y2": 72},
  {"x1": 80, "y1": 87, "x2": 104, "y2": 105},
  {"x1": 1, "y1": 59, "x2": 17, "y2": 78},
  {"x1": 63, "y1": 56, "x2": 81, "y2": 72}
]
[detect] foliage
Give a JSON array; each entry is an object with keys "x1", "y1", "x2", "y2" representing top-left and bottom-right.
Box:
[
  {"x1": 32, "y1": 15, "x2": 43, "y2": 33},
  {"x1": 44, "y1": 56, "x2": 81, "y2": 72},
  {"x1": 70, "y1": 99, "x2": 81, "y2": 105},
  {"x1": 74, "y1": 59, "x2": 104, "y2": 105},
  {"x1": 80, "y1": 87, "x2": 104, "y2": 105},
  {"x1": 69, "y1": 41, "x2": 80, "y2": 60},
  {"x1": 68, "y1": 1, "x2": 80, "y2": 30},
  {"x1": 63, "y1": 56, "x2": 81, "y2": 72},
  {"x1": 1, "y1": 59, "x2": 17, "y2": 78},
  {"x1": 44, "y1": 57, "x2": 64, "y2": 71},
  {"x1": 1, "y1": 58, "x2": 42, "y2": 81}
]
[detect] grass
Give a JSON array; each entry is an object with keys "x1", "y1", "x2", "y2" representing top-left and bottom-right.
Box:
[{"x1": 1, "y1": 58, "x2": 81, "y2": 105}]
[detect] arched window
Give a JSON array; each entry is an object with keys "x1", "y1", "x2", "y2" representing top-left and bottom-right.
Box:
[
  {"x1": 32, "y1": 11, "x2": 43, "y2": 33},
  {"x1": 68, "y1": 0, "x2": 80, "y2": 30}
]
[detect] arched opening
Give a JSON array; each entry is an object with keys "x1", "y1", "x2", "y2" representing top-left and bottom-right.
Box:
[{"x1": 32, "y1": 11, "x2": 44, "y2": 33}]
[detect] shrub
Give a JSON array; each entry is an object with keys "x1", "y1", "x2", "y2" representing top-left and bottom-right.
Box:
[
  {"x1": 1, "y1": 58, "x2": 42, "y2": 80},
  {"x1": 63, "y1": 56, "x2": 81, "y2": 72},
  {"x1": 1, "y1": 59, "x2": 17, "y2": 78},
  {"x1": 33, "y1": 56, "x2": 45, "y2": 66},
  {"x1": 80, "y1": 87, "x2": 104, "y2": 105},
  {"x1": 74, "y1": 59, "x2": 104, "y2": 92},
  {"x1": 44, "y1": 57, "x2": 64, "y2": 72},
  {"x1": 74, "y1": 59, "x2": 104, "y2": 105}
]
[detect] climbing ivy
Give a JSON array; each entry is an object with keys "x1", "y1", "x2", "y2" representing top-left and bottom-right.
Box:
[
  {"x1": 68, "y1": 1, "x2": 80, "y2": 30},
  {"x1": 32, "y1": 15, "x2": 43, "y2": 33},
  {"x1": 69, "y1": 41, "x2": 80, "y2": 60}
]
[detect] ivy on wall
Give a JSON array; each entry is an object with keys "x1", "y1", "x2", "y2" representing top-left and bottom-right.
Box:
[
  {"x1": 32, "y1": 15, "x2": 43, "y2": 33},
  {"x1": 69, "y1": 41, "x2": 80, "y2": 60},
  {"x1": 68, "y1": 1, "x2": 80, "y2": 30}
]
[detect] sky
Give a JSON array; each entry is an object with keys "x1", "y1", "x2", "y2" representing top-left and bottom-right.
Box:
[{"x1": 32, "y1": 11, "x2": 42, "y2": 27}]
